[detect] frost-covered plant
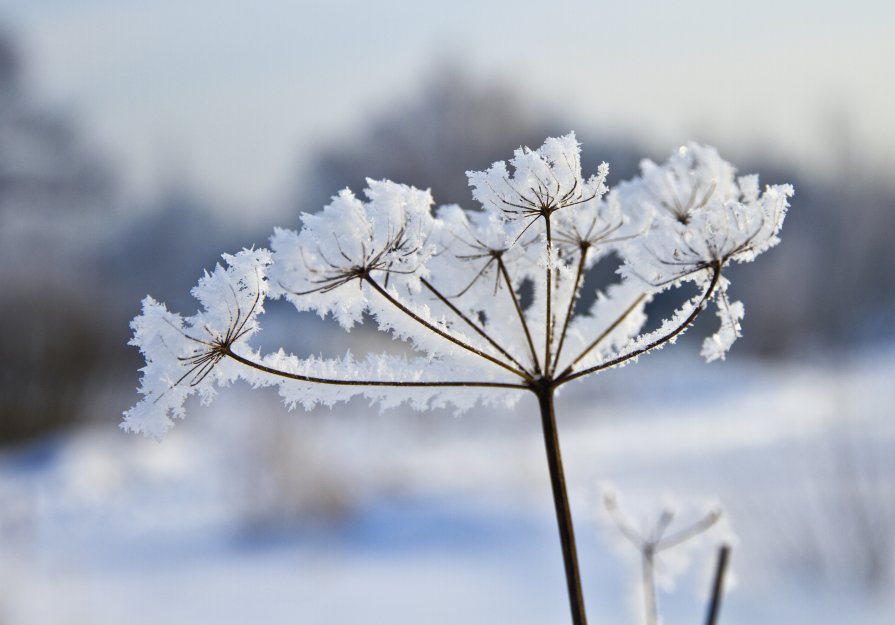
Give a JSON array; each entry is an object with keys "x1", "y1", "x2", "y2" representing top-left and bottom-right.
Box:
[
  {"x1": 124, "y1": 134, "x2": 790, "y2": 625},
  {"x1": 602, "y1": 491, "x2": 731, "y2": 625}
]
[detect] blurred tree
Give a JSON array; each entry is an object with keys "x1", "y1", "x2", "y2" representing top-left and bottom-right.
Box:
[
  {"x1": 4, "y1": 32, "x2": 889, "y2": 447},
  {"x1": 296, "y1": 65, "x2": 645, "y2": 328},
  {"x1": 300, "y1": 69, "x2": 895, "y2": 356},
  {"x1": 0, "y1": 27, "x2": 115, "y2": 444},
  {"x1": 102, "y1": 185, "x2": 262, "y2": 315},
  {"x1": 724, "y1": 155, "x2": 895, "y2": 355},
  {"x1": 299, "y1": 65, "x2": 642, "y2": 212}
]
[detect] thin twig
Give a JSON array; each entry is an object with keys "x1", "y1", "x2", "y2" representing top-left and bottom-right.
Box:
[
  {"x1": 658, "y1": 509, "x2": 721, "y2": 551},
  {"x1": 420, "y1": 277, "x2": 532, "y2": 379},
  {"x1": 497, "y1": 258, "x2": 542, "y2": 375},
  {"x1": 364, "y1": 275, "x2": 529, "y2": 380},
  {"x1": 544, "y1": 216, "x2": 554, "y2": 374},
  {"x1": 550, "y1": 248, "x2": 588, "y2": 375},
  {"x1": 705, "y1": 545, "x2": 731, "y2": 625},
  {"x1": 556, "y1": 264, "x2": 721, "y2": 386},
  {"x1": 224, "y1": 348, "x2": 528, "y2": 390},
  {"x1": 556, "y1": 293, "x2": 648, "y2": 380},
  {"x1": 643, "y1": 547, "x2": 659, "y2": 625}
]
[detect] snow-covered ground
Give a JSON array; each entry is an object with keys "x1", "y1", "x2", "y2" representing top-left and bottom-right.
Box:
[{"x1": 1, "y1": 347, "x2": 894, "y2": 625}]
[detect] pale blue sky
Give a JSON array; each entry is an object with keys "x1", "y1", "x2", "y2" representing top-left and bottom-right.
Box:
[{"x1": 3, "y1": 0, "x2": 893, "y2": 212}]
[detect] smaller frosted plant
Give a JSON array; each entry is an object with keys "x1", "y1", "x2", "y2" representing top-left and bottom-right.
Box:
[
  {"x1": 125, "y1": 134, "x2": 790, "y2": 625},
  {"x1": 601, "y1": 490, "x2": 732, "y2": 625}
]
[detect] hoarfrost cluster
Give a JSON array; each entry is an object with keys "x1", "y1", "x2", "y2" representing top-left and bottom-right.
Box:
[{"x1": 124, "y1": 134, "x2": 791, "y2": 437}]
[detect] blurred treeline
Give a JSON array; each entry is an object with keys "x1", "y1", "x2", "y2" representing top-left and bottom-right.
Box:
[{"x1": 1, "y1": 32, "x2": 893, "y2": 445}]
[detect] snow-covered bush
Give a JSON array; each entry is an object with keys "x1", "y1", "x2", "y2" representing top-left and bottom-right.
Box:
[{"x1": 124, "y1": 134, "x2": 790, "y2": 625}]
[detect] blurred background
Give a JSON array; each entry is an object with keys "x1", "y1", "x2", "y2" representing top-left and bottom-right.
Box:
[{"x1": 0, "y1": 1, "x2": 893, "y2": 623}]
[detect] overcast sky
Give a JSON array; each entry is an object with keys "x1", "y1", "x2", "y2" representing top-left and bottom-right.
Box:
[{"x1": 3, "y1": 0, "x2": 893, "y2": 213}]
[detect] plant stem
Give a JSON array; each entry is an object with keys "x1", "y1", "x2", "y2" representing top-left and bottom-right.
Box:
[
  {"x1": 550, "y1": 249, "x2": 588, "y2": 376},
  {"x1": 498, "y1": 258, "x2": 541, "y2": 374},
  {"x1": 705, "y1": 545, "x2": 731, "y2": 625},
  {"x1": 364, "y1": 276, "x2": 528, "y2": 379},
  {"x1": 536, "y1": 383, "x2": 588, "y2": 625},
  {"x1": 556, "y1": 264, "x2": 721, "y2": 386},
  {"x1": 557, "y1": 293, "x2": 647, "y2": 380},
  {"x1": 223, "y1": 348, "x2": 528, "y2": 389},
  {"x1": 420, "y1": 277, "x2": 531, "y2": 377},
  {"x1": 642, "y1": 549, "x2": 659, "y2": 625},
  {"x1": 544, "y1": 216, "x2": 554, "y2": 373}
]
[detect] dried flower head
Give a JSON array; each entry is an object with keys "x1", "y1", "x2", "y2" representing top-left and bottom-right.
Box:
[
  {"x1": 123, "y1": 133, "x2": 788, "y2": 625},
  {"x1": 124, "y1": 133, "x2": 789, "y2": 440}
]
